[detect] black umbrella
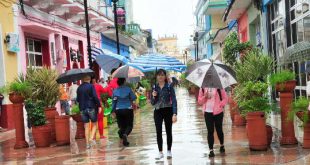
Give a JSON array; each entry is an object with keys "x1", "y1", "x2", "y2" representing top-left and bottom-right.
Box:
[{"x1": 56, "y1": 68, "x2": 94, "y2": 84}]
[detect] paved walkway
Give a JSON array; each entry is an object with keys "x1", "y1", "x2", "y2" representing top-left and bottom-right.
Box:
[{"x1": 1, "y1": 88, "x2": 310, "y2": 164}]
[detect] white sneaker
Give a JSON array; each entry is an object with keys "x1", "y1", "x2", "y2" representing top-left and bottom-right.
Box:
[
  {"x1": 167, "y1": 151, "x2": 172, "y2": 159},
  {"x1": 155, "y1": 152, "x2": 164, "y2": 160}
]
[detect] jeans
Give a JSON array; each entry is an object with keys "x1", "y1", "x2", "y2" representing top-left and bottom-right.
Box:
[
  {"x1": 81, "y1": 108, "x2": 98, "y2": 123},
  {"x1": 204, "y1": 112, "x2": 224, "y2": 150},
  {"x1": 116, "y1": 109, "x2": 134, "y2": 138},
  {"x1": 60, "y1": 100, "x2": 70, "y2": 115},
  {"x1": 154, "y1": 107, "x2": 173, "y2": 151}
]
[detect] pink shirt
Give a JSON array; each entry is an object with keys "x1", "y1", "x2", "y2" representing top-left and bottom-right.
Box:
[{"x1": 198, "y1": 88, "x2": 228, "y2": 115}]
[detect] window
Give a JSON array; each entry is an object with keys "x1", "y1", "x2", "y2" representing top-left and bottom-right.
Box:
[{"x1": 26, "y1": 38, "x2": 43, "y2": 67}]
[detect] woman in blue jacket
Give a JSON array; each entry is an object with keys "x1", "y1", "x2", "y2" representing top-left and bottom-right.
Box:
[
  {"x1": 112, "y1": 78, "x2": 137, "y2": 147},
  {"x1": 151, "y1": 69, "x2": 178, "y2": 160}
]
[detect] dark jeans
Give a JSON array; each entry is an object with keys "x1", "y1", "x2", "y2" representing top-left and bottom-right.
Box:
[
  {"x1": 154, "y1": 107, "x2": 173, "y2": 152},
  {"x1": 116, "y1": 109, "x2": 134, "y2": 138},
  {"x1": 204, "y1": 112, "x2": 224, "y2": 150}
]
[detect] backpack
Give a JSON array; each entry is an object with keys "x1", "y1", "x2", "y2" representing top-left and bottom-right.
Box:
[{"x1": 202, "y1": 88, "x2": 222, "y2": 101}]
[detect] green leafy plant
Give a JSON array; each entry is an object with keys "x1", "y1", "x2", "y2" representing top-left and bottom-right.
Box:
[
  {"x1": 288, "y1": 97, "x2": 310, "y2": 124},
  {"x1": 25, "y1": 99, "x2": 46, "y2": 126},
  {"x1": 234, "y1": 49, "x2": 274, "y2": 83},
  {"x1": 26, "y1": 67, "x2": 60, "y2": 108},
  {"x1": 8, "y1": 81, "x2": 31, "y2": 98},
  {"x1": 71, "y1": 104, "x2": 80, "y2": 115},
  {"x1": 0, "y1": 86, "x2": 7, "y2": 94},
  {"x1": 269, "y1": 70, "x2": 295, "y2": 87},
  {"x1": 223, "y1": 32, "x2": 252, "y2": 67},
  {"x1": 140, "y1": 79, "x2": 151, "y2": 91}
]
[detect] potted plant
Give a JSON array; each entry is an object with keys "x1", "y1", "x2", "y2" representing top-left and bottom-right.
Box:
[
  {"x1": 25, "y1": 99, "x2": 51, "y2": 147},
  {"x1": 140, "y1": 79, "x2": 151, "y2": 99},
  {"x1": 7, "y1": 80, "x2": 31, "y2": 104},
  {"x1": 26, "y1": 67, "x2": 60, "y2": 143},
  {"x1": 236, "y1": 81, "x2": 272, "y2": 151},
  {"x1": 71, "y1": 104, "x2": 85, "y2": 139},
  {"x1": 289, "y1": 97, "x2": 310, "y2": 148},
  {"x1": 269, "y1": 70, "x2": 297, "y2": 145}
]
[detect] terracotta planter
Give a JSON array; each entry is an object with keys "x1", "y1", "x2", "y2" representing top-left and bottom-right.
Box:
[
  {"x1": 32, "y1": 124, "x2": 51, "y2": 147},
  {"x1": 277, "y1": 80, "x2": 298, "y2": 145},
  {"x1": 246, "y1": 112, "x2": 268, "y2": 151},
  {"x1": 266, "y1": 125, "x2": 273, "y2": 146},
  {"x1": 55, "y1": 115, "x2": 70, "y2": 146},
  {"x1": 9, "y1": 93, "x2": 24, "y2": 104},
  {"x1": 234, "y1": 112, "x2": 246, "y2": 126},
  {"x1": 229, "y1": 97, "x2": 237, "y2": 123},
  {"x1": 295, "y1": 111, "x2": 310, "y2": 148},
  {"x1": 71, "y1": 114, "x2": 85, "y2": 139},
  {"x1": 44, "y1": 107, "x2": 59, "y2": 143}
]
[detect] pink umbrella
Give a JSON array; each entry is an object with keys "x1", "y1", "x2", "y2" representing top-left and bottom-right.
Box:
[{"x1": 112, "y1": 65, "x2": 144, "y2": 81}]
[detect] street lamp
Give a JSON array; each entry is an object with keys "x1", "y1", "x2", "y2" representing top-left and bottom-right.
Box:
[
  {"x1": 112, "y1": 0, "x2": 121, "y2": 55},
  {"x1": 83, "y1": 0, "x2": 92, "y2": 69}
]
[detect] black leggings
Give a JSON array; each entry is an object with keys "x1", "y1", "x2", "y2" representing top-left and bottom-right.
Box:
[
  {"x1": 154, "y1": 107, "x2": 173, "y2": 152},
  {"x1": 116, "y1": 109, "x2": 134, "y2": 138},
  {"x1": 204, "y1": 112, "x2": 224, "y2": 150}
]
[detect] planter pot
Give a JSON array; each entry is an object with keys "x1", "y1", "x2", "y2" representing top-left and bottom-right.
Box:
[
  {"x1": 234, "y1": 112, "x2": 246, "y2": 126},
  {"x1": 229, "y1": 97, "x2": 237, "y2": 123},
  {"x1": 71, "y1": 114, "x2": 85, "y2": 139},
  {"x1": 55, "y1": 115, "x2": 70, "y2": 146},
  {"x1": 277, "y1": 80, "x2": 298, "y2": 145},
  {"x1": 246, "y1": 112, "x2": 268, "y2": 151},
  {"x1": 32, "y1": 124, "x2": 51, "y2": 147},
  {"x1": 295, "y1": 111, "x2": 310, "y2": 148},
  {"x1": 266, "y1": 125, "x2": 273, "y2": 147},
  {"x1": 9, "y1": 93, "x2": 24, "y2": 104},
  {"x1": 44, "y1": 107, "x2": 59, "y2": 143}
]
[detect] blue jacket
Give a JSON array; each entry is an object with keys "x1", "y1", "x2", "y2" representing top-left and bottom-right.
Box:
[
  {"x1": 112, "y1": 85, "x2": 137, "y2": 111},
  {"x1": 76, "y1": 83, "x2": 101, "y2": 111},
  {"x1": 151, "y1": 83, "x2": 177, "y2": 115}
]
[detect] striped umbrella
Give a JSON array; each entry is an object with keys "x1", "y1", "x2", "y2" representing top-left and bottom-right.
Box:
[
  {"x1": 185, "y1": 59, "x2": 237, "y2": 89},
  {"x1": 91, "y1": 46, "x2": 129, "y2": 74},
  {"x1": 112, "y1": 65, "x2": 145, "y2": 83}
]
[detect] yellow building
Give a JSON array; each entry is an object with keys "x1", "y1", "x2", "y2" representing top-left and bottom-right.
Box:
[
  {"x1": 0, "y1": 0, "x2": 18, "y2": 86},
  {"x1": 156, "y1": 35, "x2": 183, "y2": 62}
]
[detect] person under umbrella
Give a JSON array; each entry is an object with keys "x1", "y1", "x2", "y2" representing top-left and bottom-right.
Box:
[
  {"x1": 151, "y1": 69, "x2": 177, "y2": 160},
  {"x1": 186, "y1": 59, "x2": 235, "y2": 158},
  {"x1": 76, "y1": 75, "x2": 101, "y2": 149}
]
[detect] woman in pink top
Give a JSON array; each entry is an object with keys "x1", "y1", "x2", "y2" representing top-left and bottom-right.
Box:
[{"x1": 198, "y1": 88, "x2": 228, "y2": 158}]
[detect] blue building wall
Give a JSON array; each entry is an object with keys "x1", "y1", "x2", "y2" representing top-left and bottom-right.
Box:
[
  {"x1": 101, "y1": 34, "x2": 130, "y2": 58},
  {"x1": 207, "y1": 43, "x2": 213, "y2": 58},
  {"x1": 205, "y1": 15, "x2": 212, "y2": 32}
]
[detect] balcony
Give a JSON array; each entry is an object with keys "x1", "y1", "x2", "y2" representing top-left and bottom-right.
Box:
[
  {"x1": 223, "y1": 0, "x2": 252, "y2": 22},
  {"x1": 23, "y1": 0, "x2": 114, "y2": 33},
  {"x1": 203, "y1": 0, "x2": 227, "y2": 15}
]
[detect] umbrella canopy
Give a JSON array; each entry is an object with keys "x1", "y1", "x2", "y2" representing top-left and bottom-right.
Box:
[
  {"x1": 92, "y1": 47, "x2": 129, "y2": 74},
  {"x1": 186, "y1": 59, "x2": 237, "y2": 89},
  {"x1": 280, "y1": 41, "x2": 310, "y2": 64},
  {"x1": 56, "y1": 68, "x2": 94, "y2": 84},
  {"x1": 112, "y1": 65, "x2": 145, "y2": 79},
  {"x1": 128, "y1": 53, "x2": 186, "y2": 72}
]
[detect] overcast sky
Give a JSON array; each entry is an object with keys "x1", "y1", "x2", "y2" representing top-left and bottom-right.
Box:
[{"x1": 133, "y1": 0, "x2": 198, "y2": 50}]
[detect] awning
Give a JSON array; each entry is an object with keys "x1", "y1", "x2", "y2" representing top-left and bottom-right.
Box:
[{"x1": 279, "y1": 41, "x2": 310, "y2": 64}]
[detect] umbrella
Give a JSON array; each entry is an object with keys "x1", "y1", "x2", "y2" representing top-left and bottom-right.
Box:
[
  {"x1": 56, "y1": 68, "x2": 94, "y2": 84},
  {"x1": 92, "y1": 47, "x2": 129, "y2": 74},
  {"x1": 112, "y1": 65, "x2": 145, "y2": 82},
  {"x1": 185, "y1": 59, "x2": 237, "y2": 89}
]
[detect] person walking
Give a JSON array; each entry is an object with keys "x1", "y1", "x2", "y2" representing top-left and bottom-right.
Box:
[
  {"x1": 76, "y1": 75, "x2": 101, "y2": 149},
  {"x1": 69, "y1": 81, "x2": 79, "y2": 106},
  {"x1": 151, "y1": 69, "x2": 178, "y2": 160},
  {"x1": 91, "y1": 77, "x2": 108, "y2": 139},
  {"x1": 111, "y1": 78, "x2": 136, "y2": 147},
  {"x1": 197, "y1": 87, "x2": 228, "y2": 158},
  {"x1": 60, "y1": 84, "x2": 70, "y2": 115}
]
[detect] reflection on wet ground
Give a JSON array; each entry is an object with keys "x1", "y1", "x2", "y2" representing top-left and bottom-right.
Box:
[{"x1": 1, "y1": 88, "x2": 310, "y2": 164}]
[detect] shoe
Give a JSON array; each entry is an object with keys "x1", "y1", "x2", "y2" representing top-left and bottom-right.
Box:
[
  {"x1": 155, "y1": 152, "x2": 164, "y2": 160},
  {"x1": 209, "y1": 150, "x2": 215, "y2": 158},
  {"x1": 167, "y1": 151, "x2": 172, "y2": 159},
  {"x1": 86, "y1": 144, "x2": 91, "y2": 149},
  {"x1": 122, "y1": 134, "x2": 129, "y2": 146},
  {"x1": 220, "y1": 146, "x2": 225, "y2": 153}
]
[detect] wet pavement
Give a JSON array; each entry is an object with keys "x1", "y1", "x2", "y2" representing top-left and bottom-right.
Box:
[{"x1": 1, "y1": 88, "x2": 310, "y2": 164}]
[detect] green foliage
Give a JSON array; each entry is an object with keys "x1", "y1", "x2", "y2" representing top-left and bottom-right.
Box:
[
  {"x1": 26, "y1": 67, "x2": 60, "y2": 107},
  {"x1": 0, "y1": 86, "x2": 7, "y2": 94},
  {"x1": 140, "y1": 79, "x2": 151, "y2": 91},
  {"x1": 289, "y1": 97, "x2": 310, "y2": 124},
  {"x1": 8, "y1": 81, "x2": 31, "y2": 98},
  {"x1": 234, "y1": 49, "x2": 273, "y2": 83},
  {"x1": 223, "y1": 32, "x2": 252, "y2": 67},
  {"x1": 25, "y1": 99, "x2": 46, "y2": 126},
  {"x1": 269, "y1": 70, "x2": 295, "y2": 87},
  {"x1": 71, "y1": 104, "x2": 80, "y2": 115}
]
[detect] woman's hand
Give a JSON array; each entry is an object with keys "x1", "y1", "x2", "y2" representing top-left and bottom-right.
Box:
[
  {"x1": 152, "y1": 91, "x2": 158, "y2": 97},
  {"x1": 172, "y1": 115, "x2": 177, "y2": 123}
]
